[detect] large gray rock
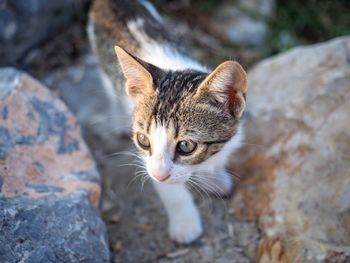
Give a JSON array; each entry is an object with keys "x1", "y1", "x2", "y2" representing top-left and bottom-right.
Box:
[
  {"x1": 0, "y1": 0, "x2": 88, "y2": 66},
  {"x1": 42, "y1": 54, "x2": 127, "y2": 142},
  {"x1": 231, "y1": 36, "x2": 350, "y2": 262},
  {"x1": 0, "y1": 193, "x2": 108, "y2": 263},
  {"x1": 0, "y1": 68, "x2": 110, "y2": 262},
  {"x1": 213, "y1": 0, "x2": 274, "y2": 46}
]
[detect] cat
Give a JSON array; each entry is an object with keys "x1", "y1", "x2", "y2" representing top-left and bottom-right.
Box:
[{"x1": 88, "y1": 0, "x2": 247, "y2": 244}]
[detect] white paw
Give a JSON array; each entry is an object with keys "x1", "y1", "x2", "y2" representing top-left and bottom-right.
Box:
[{"x1": 169, "y1": 217, "x2": 203, "y2": 244}]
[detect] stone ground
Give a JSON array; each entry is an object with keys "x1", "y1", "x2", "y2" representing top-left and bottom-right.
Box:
[{"x1": 40, "y1": 52, "x2": 260, "y2": 263}]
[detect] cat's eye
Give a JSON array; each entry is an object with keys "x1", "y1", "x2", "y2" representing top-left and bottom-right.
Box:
[
  {"x1": 176, "y1": 140, "x2": 197, "y2": 155},
  {"x1": 137, "y1": 133, "x2": 150, "y2": 149}
]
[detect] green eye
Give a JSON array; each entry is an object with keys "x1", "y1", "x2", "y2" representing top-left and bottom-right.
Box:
[
  {"x1": 176, "y1": 140, "x2": 197, "y2": 155},
  {"x1": 137, "y1": 133, "x2": 150, "y2": 149}
]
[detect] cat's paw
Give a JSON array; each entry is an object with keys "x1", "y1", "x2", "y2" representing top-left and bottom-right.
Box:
[{"x1": 169, "y1": 217, "x2": 203, "y2": 244}]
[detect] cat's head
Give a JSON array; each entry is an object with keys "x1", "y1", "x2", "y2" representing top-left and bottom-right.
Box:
[{"x1": 115, "y1": 46, "x2": 247, "y2": 184}]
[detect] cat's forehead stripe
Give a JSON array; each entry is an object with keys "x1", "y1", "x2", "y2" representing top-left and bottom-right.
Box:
[
  {"x1": 151, "y1": 70, "x2": 207, "y2": 124},
  {"x1": 137, "y1": 121, "x2": 144, "y2": 128}
]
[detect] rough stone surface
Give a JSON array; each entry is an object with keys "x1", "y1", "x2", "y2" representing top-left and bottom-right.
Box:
[
  {"x1": 0, "y1": 0, "x2": 88, "y2": 66},
  {"x1": 42, "y1": 54, "x2": 124, "y2": 141},
  {"x1": 213, "y1": 0, "x2": 274, "y2": 45},
  {"x1": 0, "y1": 193, "x2": 109, "y2": 263},
  {"x1": 231, "y1": 36, "x2": 350, "y2": 262},
  {"x1": 0, "y1": 68, "x2": 110, "y2": 262}
]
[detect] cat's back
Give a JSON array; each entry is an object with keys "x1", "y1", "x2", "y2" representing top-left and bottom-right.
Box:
[
  {"x1": 88, "y1": 0, "x2": 206, "y2": 73},
  {"x1": 89, "y1": 0, "x2": 155, "y2": 56}
]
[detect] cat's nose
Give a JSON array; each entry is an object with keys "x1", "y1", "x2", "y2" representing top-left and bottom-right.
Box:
[
  {"x1": 151, "y1": 155, "x2": 171, "y2": 182},
  {"x1": 153, "y1": 172, "x2": 170, "y2": 182}
]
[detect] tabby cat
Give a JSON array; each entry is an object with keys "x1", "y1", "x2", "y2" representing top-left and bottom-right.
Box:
[{"x1": 88, "y1": 0, "x2": 247, "y2": 243}]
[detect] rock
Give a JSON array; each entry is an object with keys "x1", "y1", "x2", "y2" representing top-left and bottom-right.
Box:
[
  {"x1": 0, "y1": 0, "x2": 88, "y2": 66},
  {"x1": 231, "y1": 36, "x2": 350, "y2": 262},
  {"x1": 41, "y1": 54, "x2": 126, "y2": 143},
  {"x1": 0, "y1": 68, "x2": 110, "y2": 262},
  {"x1": 213, "y1": 0, "x2": 274, "y2": 46}
]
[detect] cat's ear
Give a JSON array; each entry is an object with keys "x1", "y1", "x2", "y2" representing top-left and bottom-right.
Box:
[
  {"x1": 114, "y1": 46, "x2": 154, "y2": 104},
  {"x1": 195, "y1": 61, "x2": 247, "y2": 118}
]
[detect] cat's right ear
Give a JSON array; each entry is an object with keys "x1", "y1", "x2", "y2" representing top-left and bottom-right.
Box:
[
  {"x1": 194, "y1": 61, "x2": 247, "y2": 118},
  {"x1": 114, "y1": 46, "x2": 154, "y2": 104}
]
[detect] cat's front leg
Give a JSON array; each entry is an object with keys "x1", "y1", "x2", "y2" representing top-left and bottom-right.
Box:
[{"x1": 152, "y1": 181, "x2": 203, "y2": 244}]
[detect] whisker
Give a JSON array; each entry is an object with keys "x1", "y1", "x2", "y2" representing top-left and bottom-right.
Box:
[
  {"x1": 141, "y1": 176, "x2": 151, "y2": 192},
  {"x1": 192, "y1": 175, "x2": 223, "y2": 200},
  {"x1": 105, "y1": 151, "x2": 141, "y2": 159},
  {"x1": 187, "y1": 179, "x2": 205, "y2": 203},
  {"x1": 189, "y1": 177, "x2": 213, "y2": 203},
  {"x1": 190, "y1": 177, "x2": 215, "y2": 211},
  {"x1": 115, "y1": 163, "x2": 145, "y2": 169},
  {"x1": 227, "y1": 170, "x2": 243, "y2": 182},
  {"x1": 195, "y1": 169, "x2": 241, "y2": 182},
  {"x1": 127, "y1": 170, "x2": 148, "y2": 189},
  {"x1": 127, "y1": 173, "x2": 143, "y2": 188},
  {"x1": 191, "y1": 174, "x2": 228, "y2": 209}
]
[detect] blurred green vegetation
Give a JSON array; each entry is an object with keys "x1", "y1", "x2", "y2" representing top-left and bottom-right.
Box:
[{"x1": 266, "y1": 0, "x2": 350, "y2": 55}]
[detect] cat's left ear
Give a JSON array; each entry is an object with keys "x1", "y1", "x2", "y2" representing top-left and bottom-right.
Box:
[
  {"x1": 195, "y1": 61, "x2": 247, "y2": 118},
  {"x1": 114, "y1": 46, "x2": 155, "y2": 105}
]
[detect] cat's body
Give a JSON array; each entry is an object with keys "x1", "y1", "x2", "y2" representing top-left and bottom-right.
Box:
[{"x1": 89, "y1": 0, "x2": 247, "y2": 244}]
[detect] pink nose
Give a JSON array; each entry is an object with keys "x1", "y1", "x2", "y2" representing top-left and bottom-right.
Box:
[{"x1": 153, "y1": 173, "x2": 170, "y2": 182}]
